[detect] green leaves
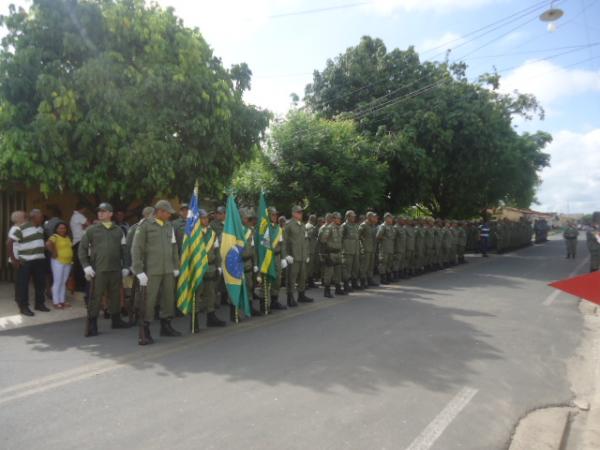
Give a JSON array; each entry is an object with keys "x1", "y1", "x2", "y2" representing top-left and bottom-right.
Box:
[{"x1": 0, "y1": 0, "x2": 269, "y2": 204}]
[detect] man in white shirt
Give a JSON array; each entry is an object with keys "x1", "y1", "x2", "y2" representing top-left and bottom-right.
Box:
[
  {"x1": 70, "y1": 202, "x2": 89, "y2": 292},
  {"x1": 7, "y1": 210, "x2": 26, "y2": 306}
]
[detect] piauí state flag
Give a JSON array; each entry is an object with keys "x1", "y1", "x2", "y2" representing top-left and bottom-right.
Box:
[
  {"x1": 220, "y1": 195, "x2": 251, "y2": 316},
  {"x1": 549, "y1": 271, "x2": 600, "y2": 306},
  {"x1": 176, "y1": 185, "x2": 208, "y2": 315},
  {"x1": 256, "y1": 192, "x2": 280, "y2": 281}
]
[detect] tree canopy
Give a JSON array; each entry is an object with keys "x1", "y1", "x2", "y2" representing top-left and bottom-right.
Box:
[
  {"x1": 304, "y1": 36, "x2": 551, "y2": 218},
  {"x1": 0, "y1": 0, "x2": 269, "y2": 204}
]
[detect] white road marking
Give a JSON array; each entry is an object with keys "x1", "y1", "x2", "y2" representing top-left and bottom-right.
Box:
[
  {"x1": 543, "y1": 256, "x2": 590, "y2": 306},
  {"x1": 405, "y1": 386, "x2": 478, "y2": 450}
]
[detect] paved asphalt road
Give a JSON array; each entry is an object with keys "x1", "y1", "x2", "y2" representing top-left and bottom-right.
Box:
[{"x1": 0, "y1": 237, "x2": 590, "y2": 450}]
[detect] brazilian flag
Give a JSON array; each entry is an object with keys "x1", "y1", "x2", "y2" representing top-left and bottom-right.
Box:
[
  {"x1": 220, "y1": 194, "x2": 251, "y2": 316},
  {"x1": 176, "y1": 185, "x2": 208, "y2": 315},
  {"x1": 256, "y1": 192, "x2": 280, "y2": 281}
]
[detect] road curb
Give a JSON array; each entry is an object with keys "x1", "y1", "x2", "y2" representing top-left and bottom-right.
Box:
[{"x1": 508, "y1": 406, "x2": 573, "y2": 450}]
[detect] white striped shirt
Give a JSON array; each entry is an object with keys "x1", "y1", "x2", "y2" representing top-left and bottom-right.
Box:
[{"x1": 14, "y1": 222, "x2": 46, "y2": 261}]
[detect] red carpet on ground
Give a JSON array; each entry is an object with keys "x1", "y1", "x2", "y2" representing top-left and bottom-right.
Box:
[{"x1": 550, "y1": 271, "x2": 600, "y2": 306}]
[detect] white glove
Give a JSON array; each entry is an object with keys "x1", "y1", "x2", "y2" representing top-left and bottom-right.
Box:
[
  {"x1": 173, "y1": 269, "x2": 180, "y2": 277},
  {"x1": 306, "y1": 257, "x2": 310, "y2": 263},
  {"x1": 253, "y1": 266, "x2": 259, "y2": 273},
  {"x1": 136, "y1": 272, "x2": 149, "y2": 286},
  {"x1": 121, "y1": 268, "x2": 130, "y2": 277},
  {"x1": 83, "y1": 266, "x2": 95, "y2": 280},
  {"x1": 285, "y1": 255, "x2": 294, "y2": 264},
  {"x1": 218, "y1": 267, "x2": 223, "y2": 275},
  {"x1": 281, "y1": 259, "x2": 288, "y2": 269}
]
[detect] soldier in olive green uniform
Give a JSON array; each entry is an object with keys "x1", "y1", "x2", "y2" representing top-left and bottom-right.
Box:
[
  {"x1": 586, "y1": 226, "x2": 600, "y2": 272},
  {"x1": 414, "y1": 219, "x2": 425, "y2": 274},
  {"x1": 192, "y1": 209, "x2": 226, "y2": 332},
  {"x1": 404, "y1": 220, "x2": 416, "y2": 276},
  {"x1": 424, "y1": 218, "x2": 436, "y2": 271},
  {"x1": 563, "y1": 222, "x2": 579, "y2": 259},
  {"x1": 305, "y1": 214, "x2": 319, "y2": 288},
  {"x1": 377, "y1": 213, "x2": 396, "y2": 284},
  {"x1": 172, "y1": 203, "x2": 189, "y2": 253},
  {"x1": 264, "y1": 207, "x2": 288, "y2": 311},
  {"x1": 393, "y1": 217, "x2": 406, "y2": 280},
  {"x1": 79, "y1": 202, "x2": 130, "y2": 336},
  {"x1": 320, "y1": 212, "x2": 345, "y2": 297},
  {"x1": 358, "y1": 212, "x2": 378, "y2": 287},
  {"x1": 433, "y1": 220, "x2": 443, "y2": 269},
  {"x1": 210, "y1": 206, "x2": 227, "y2": 307},
  {"x1": 341, "y1": 210, "x2": 361, "y2": 291},
  {"x1": 132, "y1": 200, "x2": 181, "y2": 345},
  {"x1": 240, "y1": 208, "x2": 260, "y2": 317},
  {"x1": 286, "y1": 205, "x2": 313, "y2": 306},
  {"x1": 456, "y1": 221, "x2": 468, "y2": 264}
]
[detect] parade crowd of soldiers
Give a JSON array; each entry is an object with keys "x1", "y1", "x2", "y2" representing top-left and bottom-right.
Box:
[{"x1": 9, "y1": 200, "x2": 543, "y2": 346}]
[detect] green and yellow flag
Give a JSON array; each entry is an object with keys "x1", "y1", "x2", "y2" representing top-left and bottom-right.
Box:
[
  {"x1": 220, "y1": 194, "x2": 251, "y2": 316},
  {"x1": 176, "y1": 185, "x2": 208, "y2": 315},
  {"x1": 256, "y1": 192, "x2": 280, "y2": 281}
]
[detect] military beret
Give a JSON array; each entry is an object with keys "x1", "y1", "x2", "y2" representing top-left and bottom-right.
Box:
[
  {"x1": 97, "y1": 202, "x2": 113, "y2": 212},
  {"x1": 154, "y1": 200, "x2": 175, "y2": 214}
]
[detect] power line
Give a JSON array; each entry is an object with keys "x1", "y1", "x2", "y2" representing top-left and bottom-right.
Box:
[{"x1": 269, "y1": 2, "x2": 368, "y2": 19}]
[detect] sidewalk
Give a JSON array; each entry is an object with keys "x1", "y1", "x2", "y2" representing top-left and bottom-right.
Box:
[{"x1": 0, "y1": 282, "x2": 87, "y2": 331}]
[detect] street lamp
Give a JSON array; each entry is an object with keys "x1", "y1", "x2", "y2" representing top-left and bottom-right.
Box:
[{"x1": 539, "y1": 1, "x2": 564, "y2": 33}]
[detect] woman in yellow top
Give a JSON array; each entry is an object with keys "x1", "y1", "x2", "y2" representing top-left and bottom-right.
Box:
[{"x1": 46, "y1": 222, "x2": 74, "y2": 308}]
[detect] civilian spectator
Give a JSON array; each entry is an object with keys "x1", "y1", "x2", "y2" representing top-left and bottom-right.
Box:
[
  {"x1": 70, "y1": 202, "x2": 89, "y2": 292},
  {"x1": 7, "y1": 210, "x2": 26, "y2": 306},
  {"x1": 46, "y1": 222, "x2": 73, "y2": 308},
  {"x1": 43, "y1": 205, "x2": 63, "y2": 239},
  {"x1": 14, "y1": 209, "x2": 50, "y2": 316},
  {"x1": 114, "y1": 209, "x2": 130, "y2": 235}
]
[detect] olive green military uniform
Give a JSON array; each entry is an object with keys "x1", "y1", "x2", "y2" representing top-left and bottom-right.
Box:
[
  {"x1": 305, "y1": 222, "x2": 319, "y2": 283},
  {"x1": 376, "y1": 221, "x2": 395, "y2": 281},
  {"x1": 79, "y1": 223, "x2": 127, "y2": 318},
  {"x1": 358, "y1": 219, "x2": 376, "y2": 284},
  {"x1": 195, "y1": 227, "x2": 220, "y2": 313},
  {"x1": 404, "y1": 225, "x2": 416, "y2": 274},
  {"x1": 423, "y1": 222, "x2": 435, "y2": 269},
  {"x1": 586, "y1": 229, "x2": 600, "y2": 272},
  {"x1": 456, "y1": 224, "x2": 467, "y2": 263},
  {"x1": 132, "y1": 218, "x2": 179, "y2": 321},
  {"x1": 563, "y1": 226, "x2": 579, "y2": 258},
  {"x1": 341, "y1": 220, "x2": 360, "y2": 285},
  {"x1": 414, "y1": 224, "x2": 425, "y2": 271},
  {"x1": 172, "y1": 216, "x2": 186, "y2": 253},
  {"x1": 286, "y1": 219, "x2": 309, "y2": 296},
  {"x1": 394, "y1": 222, "x2": 406, "y2": 276},
  {"x1": 320, "y1": 222, "x2": 343, "y2": 288},
  {"x1": 242, "y1": 226, "x2": 256, "y2": 300},
  {"x1": 268, "y1": 223, "x2": 286, "y2": 299}
]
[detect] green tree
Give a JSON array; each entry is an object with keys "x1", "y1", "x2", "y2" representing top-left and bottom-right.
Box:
[
  {"x1": 233, "y1": 111, "x2": 387, "y2": 214},
  {"x1": 0, "y1": 0, "x2": 269, "y2": 204},
  {"x1": 305, "y1": 36, "x2": 551, "y2": 218}
]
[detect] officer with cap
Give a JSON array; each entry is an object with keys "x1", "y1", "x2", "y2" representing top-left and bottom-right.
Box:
[
  {"x1": 79, "y1": 202, "x2": 130, "y2": 336},
  {"x1": 341, "y1": 210, "x2": 361, "y2": 291},
  {"x1": 358, "y1": 212, "x2": 378, "y2": 287},
  {"x1": 240, "y1": 207, "x2": 261, "y2": 318},
  {"x1": 320, "y1": 211, "x2": 345, "y2": 297},
  {"x1": 376, "y1": 213, "x2": 396, "y2": 284},
  {"x1": 305, "y1": 214, "x2": 319, "y2": 288},
  {"x1": 173, "y1": 202, "x2": 189, "y2": 252},
  {"x1": 192, "y1": 209, "x2": 226, "y2": 332},
  {"x1": 210, "y1": 206, "x2": 228, "y2": 307},
  {"x1": 132, "y1": 199, "x2": 181, "y2": 345},
  {"x1": 265, "y1": 206, "x2": 288, "y2": 311},
  {"x1": 286, "y1": 205, "x2": 313, "y2": 306}
]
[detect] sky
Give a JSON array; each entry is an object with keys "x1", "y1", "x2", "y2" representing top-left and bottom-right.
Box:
[{"x1": 2, "y1": 0, "x2": 600, "y2": 213}]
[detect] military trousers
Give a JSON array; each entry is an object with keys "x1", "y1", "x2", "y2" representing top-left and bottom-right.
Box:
[
  {"x1": 590, "y1": 250, "x2": 600, "y2": 272},
  {"x1": 322, "y1": 253, "x2": 342, "y2": 286},
  {"x1": 360, "y1": 252, "x2": 375, "y2": 280},
  {"x1": 378, "y1": 252, "x2": 394, "y2": 275},
  {"x1": 287, "y1": 259, "x2": 306, "y2": 295},
  {"x1": 414, "y1": 248, "x2": 424, "y2": 269},
  {"x1": 343, "y1": 252, "x2": 360, "y2": 281},
  {"x1": 393, "y1": 252, "x2": 403, "y2": 272},
  {"x1": 143, "y1": 273, "x2": 175, "y2": 321},
  {"x1": 195, "y1": 273, "x2": 217, "y2": 313},
  {"x1": 269, "y1": 253, "x2": 283, "y2": 297},
  {"x1": 565, "y1": 239, "x2": 577, "y2": 258},
  {"x1": 405, "y1": 250, "x2": 415, "y2": 270},
  {"x1": 88, "y1": 270, "x2": 121, "y2": 318}
]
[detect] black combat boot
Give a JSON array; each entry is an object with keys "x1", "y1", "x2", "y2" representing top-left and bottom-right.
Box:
[
  {"x1": 344, "y1": 280, "x2": 352, "y2": 293},
  {"x1": 160, "y1": 318, "x2": 182, "y2": 337},
  {"x1": 207, "y1": 311, "x2": 226, "y2": 327},
  {"x1": 138, "y1": 321, "x2": 153, "y2": 345},
  {"x1": 111, "y1": 314, "x2": 130, "y2": 329},
  {"x1": 270, "y1": 295, "x2": 287, "y2": 310},
  {"x1": 287, "y1": 292, "x2": 298, "y2": 308},
  {"x1": 335, "y1": 284, "x2": 347, "y2": 295},
  {"x1": 298, "y1": 291, "x2": 314, "y2": 303},
  {"x1": 84, "y1": 317, "x2": 98, "y2": 337},
  {"x1": 324, "y1": 286, "x2": 333, "y2": 298},
  {"x1": 191, "y1": 313, "x2": 200, "y2": 333}
]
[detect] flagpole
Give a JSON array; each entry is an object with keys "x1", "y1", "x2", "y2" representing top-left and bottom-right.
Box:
[
  {"x1": 235, "y1": 306, "x2": 239, "y2": 324},
  {"x1": 191, "y1": 293, "x2": 196, "y2": 334},
  {"x1": 264, "y1": 279, "x2": 270, "y2": 315}
]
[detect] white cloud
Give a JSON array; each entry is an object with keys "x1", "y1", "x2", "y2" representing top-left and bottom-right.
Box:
[
  {"x1": 500, "y1": 60, "x2": 600, "y2": 105},
  {"x1": 536, "y1": 129, "x2": 600, "y2": 213},
  {"x1": 419, "y1": 32, "x2": 464, "y2": 53},
  {"x1": 368, "y1": 0, "x2": 496, "y2": 13}
]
